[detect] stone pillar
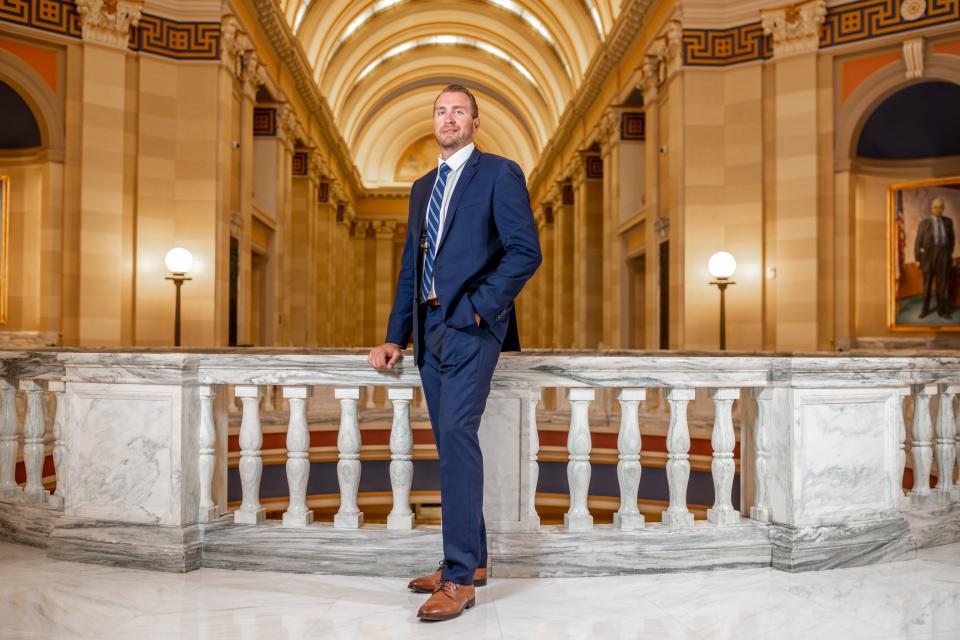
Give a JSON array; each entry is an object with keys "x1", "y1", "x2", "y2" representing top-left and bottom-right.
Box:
[
  {"x1": 761, "y1": 0, "x2": 826, "y2": 351},
  {"x1": 537, "y1": 204, "x2": 556, "y2": 347},
  {"x1": 640, "y1": 56, "x2": 662, "y2": 350},
  {"x1": 289, "y1": 151, "x2": 313, "y2": 346},
  {"x1": 75, "y1": 0, "x2": 141, "y2": 346},
  {"x1": 274, "y1": 105, "x2": 299, "y2": 346},
  {"x1": 237, "y1": 50, "x2": 261, "y2": 347},
  {"x1": 552, "y1": 180, "x2": 575, "y2": 348},
  {"x1": 314, "y1": 180, "x2": 335, "y2": 346},
  {"x1": 374, "y1": 222, "x2": 398, "y2": 345},
  {"x1": 573, "y1": 155, "x2": 603, "y2": 349}
]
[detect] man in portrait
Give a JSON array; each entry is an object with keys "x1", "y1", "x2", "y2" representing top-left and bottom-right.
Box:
[
  {"x1": 367, "y1": 84, "x2": 541, "y2": 621},
  {"x1": 914, "y1": 197, "x2": 955, "y2": 318}
]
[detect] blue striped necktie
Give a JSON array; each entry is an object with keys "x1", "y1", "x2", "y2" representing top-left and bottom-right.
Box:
[{"x1": 421, "y1": 162, "x2": 451, "y2": 302}]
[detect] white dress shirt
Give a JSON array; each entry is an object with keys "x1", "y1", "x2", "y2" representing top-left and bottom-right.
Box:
[{"x1": 424, "y1": 142, "x2": 475, "y2": 300}]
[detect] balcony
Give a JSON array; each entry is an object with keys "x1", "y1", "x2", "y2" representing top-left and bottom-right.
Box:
[{"x1": 0, "y1": 349, "x2": 958, "y2": 578}]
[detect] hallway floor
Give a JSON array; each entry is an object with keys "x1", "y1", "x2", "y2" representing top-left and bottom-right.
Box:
[{"x1": 1, "y1": 540, "x2": 958, "y2": 639}]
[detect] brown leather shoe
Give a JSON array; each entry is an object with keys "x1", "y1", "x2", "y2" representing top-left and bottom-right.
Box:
[
  {"x1": 417, "y1": 580, "x2": 476, "y2": 621},
  {"x1": 408, "y1": 562, "x2": 487, "y2": 593}
]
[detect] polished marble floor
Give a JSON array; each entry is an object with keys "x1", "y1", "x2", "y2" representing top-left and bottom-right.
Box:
[{"x1": 1, "y1": 540, "x2": 959, "y2": 639}]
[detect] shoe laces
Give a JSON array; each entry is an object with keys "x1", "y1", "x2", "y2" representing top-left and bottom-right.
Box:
[{"x1": 433, "y1": 579, "x2": 460, "y2": 597}]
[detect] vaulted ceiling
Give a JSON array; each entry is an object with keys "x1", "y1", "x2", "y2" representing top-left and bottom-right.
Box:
[{"x1": 278, "y1": 0, "x2": 621, "y2": 188}]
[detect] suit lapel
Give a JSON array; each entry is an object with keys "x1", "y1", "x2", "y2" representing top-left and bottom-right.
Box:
[{"x1": 436, "y1": 148, "x2": 481, "y2": 255}]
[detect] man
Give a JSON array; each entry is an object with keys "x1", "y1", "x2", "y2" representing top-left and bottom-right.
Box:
[
  {"x1": 367, "y1": 84, "x2": 541, "y2": 621},
  {"x1": 914, "y1": 197, "x2": 955, "y2": 319}
]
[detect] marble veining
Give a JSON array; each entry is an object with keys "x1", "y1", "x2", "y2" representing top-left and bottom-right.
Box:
[{"x1": 2, "y1": 539, "x2": 959, "y2": 640}]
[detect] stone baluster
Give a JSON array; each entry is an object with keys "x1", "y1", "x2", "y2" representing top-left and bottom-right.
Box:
[
  {"x1": 955, "y1": 395, "x2": 960, "y2": 500},
  {"x1": 708, "y1": 388, "x2": 740, "y2": 525},
  {"x1": 935, "y1": 385, "x2": 958, "y2": 503},
  {"x1": 387, "y1": 387, "x2": 414, "y2": 530},
  {"x1": 910, "y1": 384, "x2": 936, "y2": 505},
  {"x1": 334, "y1": 387, "x2": 363, "y2": 528},
  {"x1": 526, "y1": 390, "x2": 541, "y2": 528},
  {"x1": 0, "y1": 380, "x2": 19, "y2": 500},
  {"x1": 565, "y1": 387, "x2": 594, "y2": 530},
  {"x1": 894, "y1": 388, "x2": 910, "y2": 507},
  {"x1": 48, "y1": 380, "x2": 66, "y2": 509},
  {"x1": 662, "y1": 388, "x2": 696, "y2": 528},
  {"x1": 750, "y1": 387, "x2": 772, "y2": 521},
  {"x1": 198, "y1": 386, "x2": 219, "y2": 522},
  {"x1": 283, "y1": 386, "x2": 314, "y2": 527},
  {"x1": 614, "y1": 388, "x2": 645, "y2": 529},
  {"x1": 20, "y1": 380, "x2": 49, "y2": 504},
  {"x1": 234, "y1": 385, "x2": 266, "y2": 524}
]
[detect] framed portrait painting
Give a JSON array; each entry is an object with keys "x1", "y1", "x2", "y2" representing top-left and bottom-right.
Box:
[{"x1": 889, "y1": 176, "x2": 960, "y2": 331}]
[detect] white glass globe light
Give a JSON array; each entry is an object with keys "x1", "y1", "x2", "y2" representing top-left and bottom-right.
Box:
[
  {"x1": 165, "y1": 247, "x2": 193, "y2": 274},
  {"x1": 708, "y1": 251, "x2": 736, "y2": 279}
]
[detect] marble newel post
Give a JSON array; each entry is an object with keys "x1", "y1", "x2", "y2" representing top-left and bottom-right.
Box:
[
  {"x1": 764, "y1": 382, "x2": 915, "y2": 572},
  {"x1": 51, "y1": 355, "x2": 204, "y2": 572}
]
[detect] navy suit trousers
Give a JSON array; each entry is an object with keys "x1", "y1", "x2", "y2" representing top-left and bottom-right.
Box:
[{"x1": 419, "y1": 302, "x2": 502, "y2": 584}]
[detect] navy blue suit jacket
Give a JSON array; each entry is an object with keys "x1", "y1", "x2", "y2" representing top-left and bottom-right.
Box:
[{"x1": 385, "y1": 148, "x2": 542, "y2": 366}]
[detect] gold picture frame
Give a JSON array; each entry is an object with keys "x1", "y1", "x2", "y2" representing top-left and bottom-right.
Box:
[
  {"x1": 0, "y1": 175, "x2": 7, "y2": 325},
  {"x1": 888, "y1": 176, "x2": 960, "y2": 332}
]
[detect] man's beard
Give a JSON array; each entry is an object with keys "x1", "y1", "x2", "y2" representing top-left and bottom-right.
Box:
[{"x1": 436, "y1": 130, "x2": 467, "y2": 150}]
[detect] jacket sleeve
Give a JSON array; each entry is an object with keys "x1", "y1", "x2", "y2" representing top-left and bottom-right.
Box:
[
  {"x1": 467, "y1": 159, "x2": 543, "y2": 326},
  {"x1": 384, "y1": 199, "x2": 418, "y2": 347}
]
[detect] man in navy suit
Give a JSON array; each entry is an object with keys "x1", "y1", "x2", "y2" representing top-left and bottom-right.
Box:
[{"x1": 368, "y1": 84, "x2": 541, "y2": 621}]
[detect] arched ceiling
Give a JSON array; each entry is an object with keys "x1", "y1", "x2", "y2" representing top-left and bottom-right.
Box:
[{"x1": 280, "y1": 0, "x2": 620, "y2": 189}]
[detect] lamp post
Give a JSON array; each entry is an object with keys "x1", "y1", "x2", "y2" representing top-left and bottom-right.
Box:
[
  {"x1": 708, "y1": 251, "x2": 736, "y2": 351},
  {"x1": 165, "y1": 247, "x2": 193, "y2": 347}
]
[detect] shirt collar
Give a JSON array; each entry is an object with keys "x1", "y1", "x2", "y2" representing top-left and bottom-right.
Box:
[{"x1": 438, "y1": 143, "x2": 475, "y2": 173}]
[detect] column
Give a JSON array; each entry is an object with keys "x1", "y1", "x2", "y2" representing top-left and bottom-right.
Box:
[
  {"x1": 374, "y1": 223, "x2": 398, "y2": 347},
  {"x1": 75, "y1": 0, "x2": 142, "y2": 346},
  {"x1": 553, "y1": 180, "x2": 575, "y2": 348},
  {"x1": 289, "y1": 152, "x2": 313, "y2": 346},
  {"x1": 537, "y1": 205, "x2": 556, "y2": 347},
  {"x1": 573, "y1": 155, "x2": 603, "y2": 348},
  {"x1": 761, "y1": 0, "x2": 827, "y2": 350},
  {"x1": 274, "y1": 105, "x2": 299, "y2": 346},
  {"x1": 641, "y1": 56, "x2": 662, "y2": 350}
]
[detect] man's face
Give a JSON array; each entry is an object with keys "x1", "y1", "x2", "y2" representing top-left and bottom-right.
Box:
[
  {"x1": 433, "y1": 91, "x2": 478, "y2": 155},
  {"x1": 932, "y1": 199, "x2": 945, "y2": 217}
]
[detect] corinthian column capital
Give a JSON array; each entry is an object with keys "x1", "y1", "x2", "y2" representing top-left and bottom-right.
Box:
[
  {"x1": 761, "y1": 0, "x2": 826, "y2": 58},
  {"x1": 75, "y1": 0, "x2": 142, "y2": 49}
]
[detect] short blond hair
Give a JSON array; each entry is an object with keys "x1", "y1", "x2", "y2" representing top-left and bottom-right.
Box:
[{"x1": 435, "y1": 84, "x2": 478, "y2": 118}]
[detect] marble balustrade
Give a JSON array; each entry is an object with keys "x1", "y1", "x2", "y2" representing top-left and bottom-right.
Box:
[{"x1": 0, "y1": 350, "x2": 958, "y2": 575}]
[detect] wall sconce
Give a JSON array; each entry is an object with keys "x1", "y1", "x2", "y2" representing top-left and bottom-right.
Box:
[
  {"x1": 708, "y1": 251, "x2": 736, "y2": 351},
  {"x1": 164, "y1": 247, "x2": 193, "y2": 347}
]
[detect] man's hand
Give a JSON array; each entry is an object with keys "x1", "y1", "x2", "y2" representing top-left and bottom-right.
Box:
[
  {"x1": 368, "y1": 343, "x2": 403, "y2": 370},
  {"x1": 474, "y1": 312, "x2": 481, "y2": 327}
]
